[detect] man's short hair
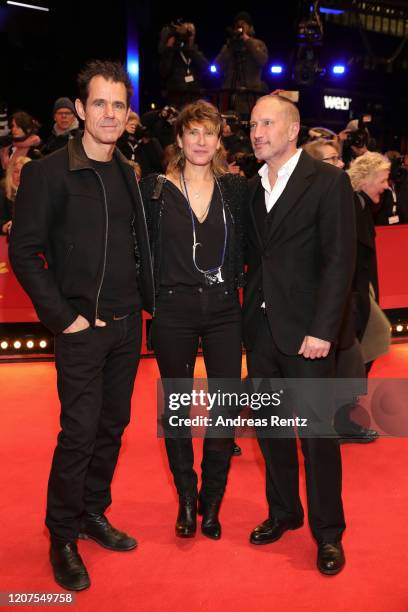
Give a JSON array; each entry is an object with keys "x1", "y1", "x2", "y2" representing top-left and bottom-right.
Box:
[
  {"x1": 77, "y1": 60, "x2": 133, "y2": 108},
  {"x1": 254, "y1": 94, "x2": 300, "y2": 124}
]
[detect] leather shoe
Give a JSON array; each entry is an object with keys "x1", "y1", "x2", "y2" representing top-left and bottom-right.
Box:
[
  {"x1": 250, "y1": 517, "x2": 303, "y2": 545},
  {"x1": 78, "y1": 513, "x2": 137, "y2": 551},
  {"x1": 337, "y1": 421, "x2": 379, "y2": 444},
  {"x1": 175, "y1": 497, "x2": 197, "y2": 538},
  {"x1": 198, "y1": 496, "x2": 222, "y2": 540},
  {"x1": 317, "y1": 541, "x2": 345, "y2": 575},
  {"x1": 50, "y1": 540, "x2": 90, "y2": 591}
]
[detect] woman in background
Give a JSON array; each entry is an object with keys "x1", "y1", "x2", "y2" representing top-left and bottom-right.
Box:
[{"x1": 0, "y1": 156, "x2": 31, "y2": 236}]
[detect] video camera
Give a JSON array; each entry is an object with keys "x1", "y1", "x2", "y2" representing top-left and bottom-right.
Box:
[
  {"x1": 166, "y1": 18, "x2": 194, "y2": 46},
  {"x1": 345, "y1": 115, "x2": 371, "y2": 149}
]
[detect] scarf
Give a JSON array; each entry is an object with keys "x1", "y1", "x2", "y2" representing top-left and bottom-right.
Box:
[{"x1": 0, "y1": 133, "x2": 41, "y2": 170}]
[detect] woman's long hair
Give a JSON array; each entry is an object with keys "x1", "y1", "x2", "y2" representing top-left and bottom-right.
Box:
[{"x1": 166, "y1": 100, "x2": 227, "y2": 177}]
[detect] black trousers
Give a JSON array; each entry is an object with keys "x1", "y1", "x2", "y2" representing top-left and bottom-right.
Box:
[
  {"x1": 152, "y1": 286, "x2": 242, "y2": 501},
  {"x1": 46, "y1": 312, "x2": 142, "y2": 542},
  {"x1": 246, "y1": 312, "x2": 346, "y2": 544}
]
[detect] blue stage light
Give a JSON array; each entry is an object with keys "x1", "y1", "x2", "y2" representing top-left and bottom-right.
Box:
[
  {"x1": 270, "y1": 65, "x2": 283, "y2": 75},
  {"x1": 127, "y1": 60, "x2": 139, "y2": 77},
  {"x1": 332, "y1": 64, "x2": 346, "y2": 75},
  {"x1": 210, "y1": 65, "x2": 218, "y2": 73}
]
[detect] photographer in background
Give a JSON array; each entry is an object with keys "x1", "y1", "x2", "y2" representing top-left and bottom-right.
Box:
[
  {"x1": 141, "y1": 105, "x2": 178, "y2": 149},
  {"x1": 215, "y1": 12, "x2": 268, "y2": 117},
  {"x1": 340, "y1": 116, "x2": 375, "y2": 169},
  {"x1": 116, "y1": 111, "x2": 164, "y2": 178},
  {"x1": 372, "y1": 151, "x2": 408, "y2": 225},
  {"x1": 158, "y1": 19, "x2": 209, "y2": 107}
]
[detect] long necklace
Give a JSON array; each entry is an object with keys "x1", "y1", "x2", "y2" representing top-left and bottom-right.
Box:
[
  {"x1": 179, "y1": 177, "x2": 211, "y2": 221},
  {"x1": 181, "y1": 171, "x2": 227, "y2": 284}
]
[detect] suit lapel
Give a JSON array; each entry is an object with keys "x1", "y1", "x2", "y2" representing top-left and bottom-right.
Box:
[
  {"x1": 264, "y1": 150, "x2": 316, "y2": 246},
  {"x1": 248, "y1": 175, "x2": 264, "y2": 250}
]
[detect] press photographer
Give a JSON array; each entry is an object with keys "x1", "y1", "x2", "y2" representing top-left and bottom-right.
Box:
[
  {"x1": 158, "y1": 18, "x2": 209, "y2": 107},
  {"x1": 215, "y1": 12, "x2": 268, "y2": 116},
  {"x1": 116, "y1": 111, "x2": 164, "y2": 178}
]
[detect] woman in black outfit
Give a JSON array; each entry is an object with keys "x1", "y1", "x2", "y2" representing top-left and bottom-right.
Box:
[{"x1": 141, "y1": 100, "x2": 246, "y2": 540}]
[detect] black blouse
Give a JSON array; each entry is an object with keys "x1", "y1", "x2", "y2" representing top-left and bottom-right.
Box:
[{"x1": 160, "y1": 180, "x2": 228, "y2": 287}]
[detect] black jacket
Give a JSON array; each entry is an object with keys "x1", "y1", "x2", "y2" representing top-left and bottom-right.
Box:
[
  {"x1": 140, "y1": 173, "x2": 247, "y2": 296},
  {"x1": 243, "y1": 151, "x2": 356, "y2": 355},
  {"x1": 9, "y1": 135, "x2": 154, "y2": 334}
]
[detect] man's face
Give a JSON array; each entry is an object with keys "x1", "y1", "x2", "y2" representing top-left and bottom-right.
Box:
[
  {"x1": 75, "y1": 76, "x2": 129, "y2": 146},
  {"x1": 249, "y1": 98, "x2": 299, "y2": 164},
  {"x1": 54, "y1": 108, "x2": 75, "y2": 131}
]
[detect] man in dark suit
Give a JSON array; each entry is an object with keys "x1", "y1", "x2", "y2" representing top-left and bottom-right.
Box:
[{"x1": 243, "y1": 94, "x2": 356, "y2": 575}]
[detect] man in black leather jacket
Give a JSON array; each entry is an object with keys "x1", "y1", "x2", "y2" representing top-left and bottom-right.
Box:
[{"x1": 9, "y1": 60, "x2": 154, "y2": 592}]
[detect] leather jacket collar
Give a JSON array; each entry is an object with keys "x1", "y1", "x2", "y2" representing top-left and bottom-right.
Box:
[{"x1": 68, "y1": 133, "x2": 129, "y2": 171}]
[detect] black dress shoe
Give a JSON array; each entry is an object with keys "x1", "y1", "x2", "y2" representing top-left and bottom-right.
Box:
[
  {"x1": 317, "y1": 541, "x2": 345, "y2": 575},
  {"x1": 175, "y1": 497, "x2": 197, "y2": 538},
  {"x1": 50, "y1": 540, "x2": 90, "y2": 591},
  {"x1": 250, "y1": 517, "x2": 303, "y2": 545},
  {"x1": 78, "y1": 513, "x2": 137, "y2": 551},
  {"x1": 232, "y1": 443, "x2": 242, "y2": 457},
  {"x1": 337, "y1": 421, "x2": 379, "y2": 444},
  {"x1": 198, "y1": 497, "x2": 222, "y2": 540}
]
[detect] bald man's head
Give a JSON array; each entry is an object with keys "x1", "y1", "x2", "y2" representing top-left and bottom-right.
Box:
[{"x1": 254, "y1": 94, "x2": 300, "y2": 125}]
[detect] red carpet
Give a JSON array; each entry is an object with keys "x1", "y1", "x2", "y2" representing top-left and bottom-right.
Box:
[{"x1": 1, "y1": 345, "x2": 408, "y2": 611}]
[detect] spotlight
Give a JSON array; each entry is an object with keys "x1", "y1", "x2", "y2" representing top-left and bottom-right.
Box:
[
  {"x1": 14, "y1": 340, "x2": 22, "y2": 349},
  {"x1": 26, "y1": 340, "x2": 34, "y2": 349},
  {"x1": 270, "y1": 65, "x2": 283, "y2": 75},
  {"x1": 209, "y1": 65, "x2": 218, "y2": 74},
  {"x1": 39, "y1": 340, "x2": 48, "y2": 349},
  {"x1": 332, "y1": 64, "x2": 346, "y2": 75},
  {"x1": 1, "y1": 341, "x2": 8, "y2": 350},
  {"x1": 127, "y1": 61, "x2": 139, "y2": 77},
  {"x1": 396, "y1": 324, "x2": 404, "y2": 333},
  {"x1": 150, "y1": 103, "x2": 156, "y2": 109}
]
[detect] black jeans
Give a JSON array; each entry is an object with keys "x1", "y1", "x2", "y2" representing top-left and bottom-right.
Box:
[
  {"x1": 246, "y1": 312, "x2": 345, "y2": 544},
  {"x1": 152, "y1": 286, "x2": 242, "y2": 501},
  {"x1": 46, "y1": 312, "x2": 142, "y2": 542}
]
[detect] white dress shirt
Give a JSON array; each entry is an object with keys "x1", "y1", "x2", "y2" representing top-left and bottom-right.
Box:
[
  {"x1": 258, "y1": 148, "x2": 302, "y2": 308},
  {"x1": 258, "y1": 148, "x2": 302, "y2": 213}
]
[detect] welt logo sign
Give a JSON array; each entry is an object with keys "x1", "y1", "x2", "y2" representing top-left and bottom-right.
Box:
[{"x1": 323, "y1": 95, "x2": 352, "y2": 110}]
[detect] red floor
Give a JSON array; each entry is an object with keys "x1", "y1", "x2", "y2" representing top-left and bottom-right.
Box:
[{"x1": 0, "y1": 344, "x2": 408, "y2": 611}]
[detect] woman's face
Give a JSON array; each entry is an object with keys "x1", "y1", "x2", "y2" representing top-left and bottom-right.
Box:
[
  {"x1": 177, "y1": 122, "x2": 221, "y2": 168},
  {"x1": 10, "y1": 119, "x2": 25, "y2": 139},
  {"x1": 362, "y1": 169, "x2": 390, "y2": 204},
  {"x1": 126, "y1": 118, "x2": 139, "y2": 134},
  {"x1": 320, "y1": 144, "x2": 344, "y2": 169}
]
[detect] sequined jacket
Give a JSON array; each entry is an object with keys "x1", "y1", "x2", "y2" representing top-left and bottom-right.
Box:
[{"x1": 140, "y1": 173, "x2": 247, "y2": 300}]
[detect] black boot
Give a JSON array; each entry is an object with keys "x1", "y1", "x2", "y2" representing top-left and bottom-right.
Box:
[
  {"x1": 175, "y1": 497, "x2": 197, "y2": 538},
  {"x1": 50, "y1": 540, "x2": 90, "y2": 591},
  {"x1": 198, "y1": 496, "x2": 222, "y2": 540}
]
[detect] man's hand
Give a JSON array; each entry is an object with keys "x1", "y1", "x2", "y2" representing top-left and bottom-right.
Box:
[
  {"x1": 63, "y1": 315, "x2": 106, "y2": 334},
  {"x1": 298, "y1": 335, "x2": 331, "y2": 359}
]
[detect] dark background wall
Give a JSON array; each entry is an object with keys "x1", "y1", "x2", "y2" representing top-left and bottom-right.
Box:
[{"x1": 1, "y1": 0, "x2": 407, "y2": 150}]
